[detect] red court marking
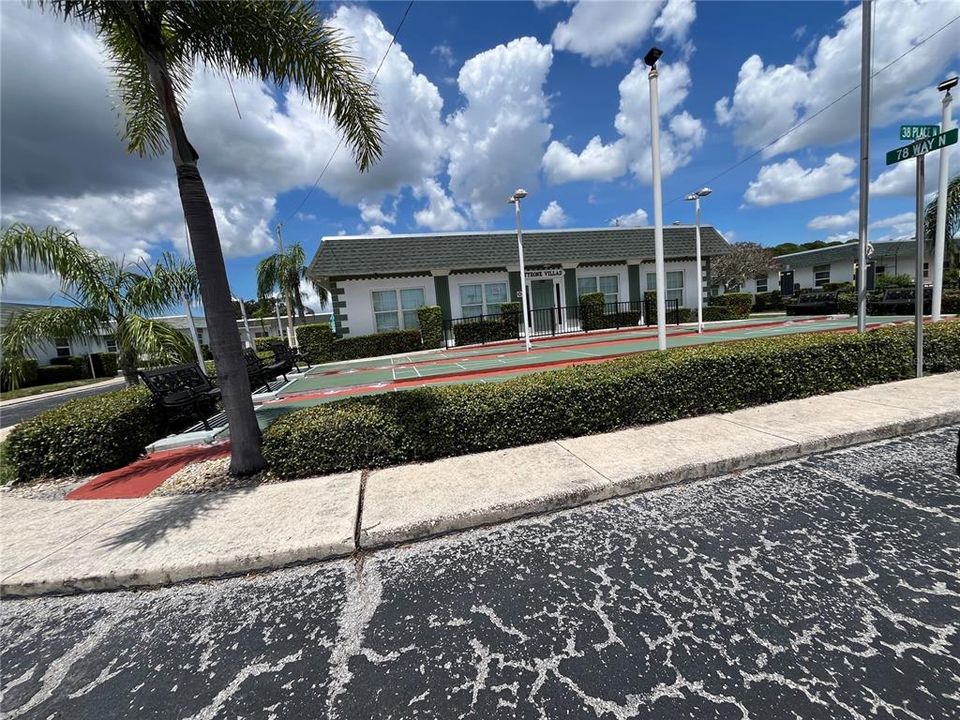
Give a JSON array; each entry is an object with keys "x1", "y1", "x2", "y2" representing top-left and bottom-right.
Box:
[{"x1": 66, "y1": 442, "x2": 231, "y2": 500}]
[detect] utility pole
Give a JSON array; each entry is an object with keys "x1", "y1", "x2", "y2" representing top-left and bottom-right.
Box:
[
  {"x1": 856, "y1": 0, "x2": 872, "y2": 331},
  {"x1": 915, "y1": 156, "x2": 925, "y2": 377}
]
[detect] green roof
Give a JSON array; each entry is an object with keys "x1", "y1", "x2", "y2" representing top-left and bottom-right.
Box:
[{"x1": 309, "y1": 226, "x2": 730, "y2": 280}]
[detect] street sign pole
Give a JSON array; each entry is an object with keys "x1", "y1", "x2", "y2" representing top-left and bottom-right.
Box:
[
  {"x1": 856, "y1": 0, "x2": 872, "y2": 332},
  {"x1": 932, "y1": 89, "x2": 953, "y2": 320},
  {"x1": 914, "y1": 156, "x2": 925, "y2": 378}
]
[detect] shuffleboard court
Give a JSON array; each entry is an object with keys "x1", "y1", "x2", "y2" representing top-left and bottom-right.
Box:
[{"x1": 264, "y1": 315, "x2": 917, "y2": 419}]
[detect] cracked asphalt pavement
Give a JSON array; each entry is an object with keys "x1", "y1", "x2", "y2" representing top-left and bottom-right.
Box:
[{"x1": 2, "y1": 427, "x2": 959, "y2": 719}]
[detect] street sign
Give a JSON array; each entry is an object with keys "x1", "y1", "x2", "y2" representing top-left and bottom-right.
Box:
[
  {"x1": 899, "y1": 124, "x2": 939, "y2": 140},
  {"x1": 885, "y1": 128, "x2": 958, "y2": 165}
]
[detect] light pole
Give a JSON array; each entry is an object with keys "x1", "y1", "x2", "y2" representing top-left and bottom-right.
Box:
[
  {"x1": 685, "y1": 187, "x2": 712, "y2": 333},
  {"x1": 932, "y1": 75, "x2": 957, "y2": 321},
  {"x1": 509, "y1": 189, "x2": 533, "y2": 352},
  {"x1": 232, "y1": 295, "x2": 254, "y2": 349},
  {"x1": 645, "y1": 46, "x2": 667, "y2": 351}
]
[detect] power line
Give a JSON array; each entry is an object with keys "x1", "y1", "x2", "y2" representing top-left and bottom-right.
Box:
[
  {"x1": 667, "y1": 12, "x2": 960, "y2": 205},
  {"x1": 282, "y1": 0, "x2": 415, "y2": 225}
]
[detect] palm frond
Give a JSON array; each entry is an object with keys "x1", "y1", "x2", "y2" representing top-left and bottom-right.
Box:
[
  {"x1": 167, "y1": 0, "x2": 383, "y2": 170},
  {"x1": 116, "y1": 314, "x2": 197, "y2": 367},
  {"x1": 0, "y1": 306, "x2": 108, "y2": 357},
  {"x1": 0, "y1": 224, "x2": 109, "y2": 299},
  {"x1": 255, "y1": 253, "x2": 282, "y2": 299},
  {"x1": 127, "y1": 252, "x2": 200, "y2": 314}
]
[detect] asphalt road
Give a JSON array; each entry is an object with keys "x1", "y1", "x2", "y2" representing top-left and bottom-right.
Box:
[
  {"x1": 0, "y1": 380, "x2": 124, "y2": 428},
  {"x1": 2, "y1": 428, "x2": 958, "y2": 719}
]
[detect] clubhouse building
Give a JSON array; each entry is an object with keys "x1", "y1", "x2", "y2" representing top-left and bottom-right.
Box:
[{"x1": 308, "y1": 226, "x2": 730, "y2": 336}]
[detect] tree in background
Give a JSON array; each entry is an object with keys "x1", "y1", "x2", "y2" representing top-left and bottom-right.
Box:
[
  {"x1": 925, "y1": 173, "x2": 960, "y2": 270},
  {"x1": 256, "y1": 241, "x2": 327, "y2": 345},
  {"x1": 710, "y1": 242, "x2": 776, "y2": 292},
  {"x1": 0, "y1": 225, "x2": 196, "y2": 387},
  {"x1": 39, "y1": 1, "x2": 383, "y2": 474}
]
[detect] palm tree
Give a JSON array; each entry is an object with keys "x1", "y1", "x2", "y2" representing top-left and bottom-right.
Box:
[
  {"x1": 39, "y1": 1, "x2": 384, "y2": 474},
  {"x1": 925, "y1": 173, "x2": 960, "y2": 269},
  {"x1": 0, "y1": 224, "x2": 196, "y2": 387},
  {"x1": 255, "y1": 241, "x2": 327, "y2": 345}
]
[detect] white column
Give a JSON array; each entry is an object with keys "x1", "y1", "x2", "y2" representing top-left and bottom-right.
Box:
[
  {"x1": 514, "y1": 200, "x2": 533, "y2": 352},
  {"x1": 932, "y1": 89, "x2": 953, "y2": 321},
  {"x1": 694, "y1": 197, "x2": 703, "y2": 333}
]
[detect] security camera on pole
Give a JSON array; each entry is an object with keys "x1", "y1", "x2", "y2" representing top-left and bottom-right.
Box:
[
  {"x1": 509, "y1": 189, "x2": 533, "y2": 352},
  {"x1": 933, "y1": 76, "x2": 958, "y2": 321},
  {"x1": 645, "y1": 46, "x2": 667, "y2": 351},
  {"x1": 685, "y1": 187, "x2": 712, "y2": 334}
]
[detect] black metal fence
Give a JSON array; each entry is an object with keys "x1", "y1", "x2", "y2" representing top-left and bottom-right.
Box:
[{"x1": 442, "y1": 298, "x2": 681, "y2": 348}]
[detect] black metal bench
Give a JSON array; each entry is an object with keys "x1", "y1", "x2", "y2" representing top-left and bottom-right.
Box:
[
  {"x1": 268, "y1": 341, "x2": 309, "y2": 373},
  {"x1": 785, "y1": 290, "x2": 839, "y2": 315},
  {"x1": 868, "y1": 286, "x2": 932, "y2": 315},
  {"x1": 243, "y1": 348, "x2": 291, "y2": 390},
  {"x1": 139, "y1": 363, "x2": 221, "y2": 431}
]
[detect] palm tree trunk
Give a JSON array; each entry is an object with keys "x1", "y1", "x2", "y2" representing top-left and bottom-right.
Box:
[
  {"x1": 285, "y1": 290, "x2": 296, "y2": 346},
  {"x1": 140, "y1": 36, "x2": 265, "y2": 475}
]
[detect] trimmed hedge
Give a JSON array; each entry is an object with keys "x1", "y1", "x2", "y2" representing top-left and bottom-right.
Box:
[
  {"x1": 0, "y1": 357, "x2": 39, "y2": 391},
  {"x1": 298, "y1": 322, "x2": 423, "y2": 363},
  {"x1": 417, "y1": 306, "x2": 444, "y2": 349},
  {"x1": 91, "y1": 352, "x2": 118, "y2": 378},
  {"x1": 838, "y1": 292, "x2": 858, "y2": 315},
  {"x1": 6, "y1": 387, "x2": 164, "y2": 482},
  {"x1": 752, "y1": 291, "x2": 784, "y2": 312},
  {"x1": 708, "y1": 292, "x2": 753, "y2": 319},
  {"x1": 943, "y1": 290, "x2": 960, "y2": 314},
  {"x1": 453, "y1": 318, "x2": 517, "y2": 345},
  {"x1": 702, "y1": 306, "x2": 738, "y2": 322},
  {"x1": 254, "y1": 335, "x2": 283, "y2": 352},
  {"x1": 36, "y1": 365, "x2": 80, "y2": 384},
  {"x1": 262, "y1": 320, "x2": 960, "y2": 477},
  {"x1": 49, "y1": 355, "x2": 90, "y2": 379}
]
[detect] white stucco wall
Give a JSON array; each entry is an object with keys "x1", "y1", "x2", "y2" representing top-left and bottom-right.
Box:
[{"x1": 338, "y1": 276, "x2": 436, "y2": 336}]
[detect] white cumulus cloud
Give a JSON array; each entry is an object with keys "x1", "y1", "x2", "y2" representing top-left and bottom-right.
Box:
[
  {"x1": 807, "y1": 209, "x2": 859, "y2": 230},
  {"x1": 610, "y1": 208, "x2": 649, "y2": 227},
  {"x1": 538, "y1": 201, "x2": 569, "y2": 228},
  {"x1": 744, "y1": 153, "x2": 857, "y2": 207},
  {"x1": 413, "y1": 179, "x2": 469, "y2": 231},
  {"x1": 715, "y1": 0, "x2": 960, "y2": 158}
]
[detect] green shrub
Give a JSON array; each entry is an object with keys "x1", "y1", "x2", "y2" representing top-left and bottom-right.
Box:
[
  {"x1": 297, "y1": 323, "x2": 337, "y2": 363},
  {"x1": 752, "y1": 291, "x2": 784, "y2": 312},
  {"x1": 453, "y1": 318, "x2": 517, "y2": 345},
  {"x1": 262, "y1": 320, "x2": 960, "y2": 477},
  {"x1": 708, "y1": 292, "x2": 753, "y2": 318},
  {"x1": 579, "y1": 293, "x2": 605, "y2": 331},
  {"x1": 333, "y1": 330, "x2": 423, "y2": 361},
  {"x1": 943, "y1": 290, "x2": 960, "y2": 314},
  {"x1": 837, "y1": 292, "x2": 858, "y2": 315},
  {"x1": 200, "y1": 343, "x2": 213, "y2": 360},
  {"x1": 945, "y1": 268, "x2": 959, "y2": 289},
  {"x1": 91, "y1": 352, "x2": 118, "y2": 378},
  {"x1": 702, "y1": 306, "x2": 737, "y2": 322},
  {"x1": 875, "y1": 274, "x2": 914, "y2": 290},
  {"x1": 417, "y1": 306, "x2": 444, "y2": 349},
  {"x1": 255, "y1": 336, "x2": 283, "y2": 352},
  {"x1": 264, "y1": 403, "x2": 406, "y2": 477},
  {"x1": 49, "y1": 355, "x2": 90, "y2": 379},
  {"x1": 5, "y1": 387, "x2": 164, "y2": 482},
  {"x1": 0, "y1": 357, "x2": 39, "y2": 391},
  {"x1": 203, "y1": 359, "x2": 217, "y2": 380},
  {"x1": 823, "y1": 281, "x2": 854, "y2": 292},
  {"x1": 36, "y1": 365, "x2": 80, "y2": 385}
]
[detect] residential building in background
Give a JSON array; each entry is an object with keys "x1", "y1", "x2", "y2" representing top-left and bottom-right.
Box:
[{"x1": 309, "y1": 226, "x2": 731, "y2": 336}]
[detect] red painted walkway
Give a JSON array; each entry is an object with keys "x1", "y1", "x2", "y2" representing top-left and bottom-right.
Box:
[{"x1": 66, "y1": 443, "x2": 231, "y2": 500}]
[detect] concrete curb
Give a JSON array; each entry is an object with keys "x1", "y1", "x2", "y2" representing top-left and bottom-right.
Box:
[
  {"x1": 2, "y1": 374, "x2": 958, "y2": 598},
  {"x1": 0, "y1": 377, "x2": 124, "y2": 408}
]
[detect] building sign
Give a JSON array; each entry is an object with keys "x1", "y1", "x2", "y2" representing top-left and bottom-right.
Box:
[{"x1": 524, "y1": 268, "x2": 563, "y2": 279}]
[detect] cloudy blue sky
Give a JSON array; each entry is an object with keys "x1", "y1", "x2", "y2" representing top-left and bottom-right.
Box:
[{"x1": 2, "y1": 0, "x2": 958, "y2": 307}]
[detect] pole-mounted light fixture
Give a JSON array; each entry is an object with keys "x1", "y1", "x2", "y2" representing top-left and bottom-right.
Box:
[
  {"x1": 684, "y1": 187, "x2": 712, "y2": 334},
  {"x1": 508, "y1": 189, "x2": 532, "y2": 351}
]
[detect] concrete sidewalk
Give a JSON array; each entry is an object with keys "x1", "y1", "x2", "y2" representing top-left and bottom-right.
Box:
[
  {"x1": 0, "y1": 376, "x2": 124, "y2": 408},
  {"x1": 3, "y1": 372, "x2": 958, "y2": 597}
]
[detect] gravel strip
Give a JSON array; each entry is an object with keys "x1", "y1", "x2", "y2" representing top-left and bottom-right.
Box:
[
  {"x1": 1, "y1": 476, "x2": 90, "y2": 501},
  {"x1": 150, "y1": 456, "x2": 281, "y2": 496}
]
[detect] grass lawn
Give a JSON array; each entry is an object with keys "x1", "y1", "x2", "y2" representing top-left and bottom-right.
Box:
[{"x1": 0, "y1": 377, "x2": 112, "y2": 402}]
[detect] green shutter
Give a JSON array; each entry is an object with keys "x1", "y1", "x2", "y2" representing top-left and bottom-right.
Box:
[
  {"x1": 433, "y1": 275, "x2": 452, "y2": 321},
  {"x1": 627, "y1": 264, "x2": 641, "y2": 302},
  {"x1": 508, "y1": 271, "x2": 522, "y2": 300},
  {"x1": 564, "y1": 268, "x2": 578, "y2": 307}
]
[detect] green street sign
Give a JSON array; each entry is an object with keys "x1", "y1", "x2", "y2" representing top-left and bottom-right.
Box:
[
  {"x1": 900, "y1": 124, "x2": 939, "y2": 140},
  {"x1": 886, "y1": 128, "x2": 958, "y2": 165}
]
